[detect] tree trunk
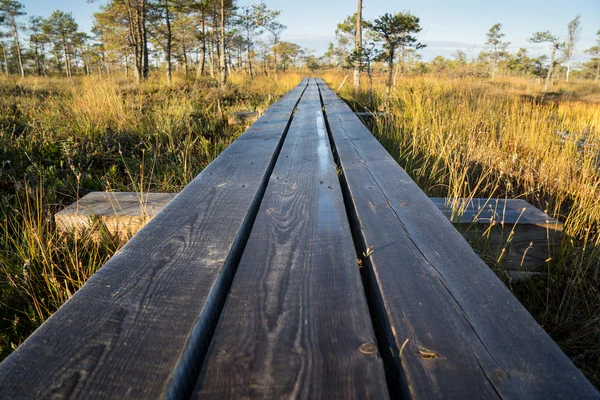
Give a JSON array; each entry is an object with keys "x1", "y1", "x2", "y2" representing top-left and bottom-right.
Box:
[
  {"x1": 132, "y1": 0, "x2": 149, "y2": 81},
  {"x1": 367, "y1": 61, "x2": 373, "y2": 109},
  {"x1": 228, "y1": 54, "x2": 235, "y2": 72},
  {"x1": 566, "y1": 60, "x2": 571, "y2": 82},
  {"x1": 11, "y1": 19, "x2": 24, "y2": 77},
  {"x1": 124, "y1": 0, "x2": 139, "y2": 81},
  {"x1": 53, "y1": 48, "x2": 62, "y2": 74},
  {"x1": 34, "y1": 44, "x2": 42, "y2": 76},
  {"x1": 129, "y1": 1, "x2": 142, "y2": 82},
  {"x1": 208, "y1": 40, "x2": 215, "y2": 78},
  {"x1": 41, "y1": 43, "x2": 47, "y2": 76},
  {"x1": 247, "y1": 40, "x2": 253, "y2": 77},
  {"x1": 67, "y1": 48, "x2": 72, "y2": 77},
  {"x1": 596, "y1": 59, "x2": 600, "y2": 81},
  {"x1": 263, "y1": 56, "x2": 267, "y2": 76},
  {"x1": 491, "y1": 47, "x2": 497, "y2": 80},
  {"x1": 141, "y1": 1, "x2": 149, "y2": 80},
  {"x1": 353, "y1": 0, "x2": 362, "y2": 89},
  {"x1": 400, "y1": 45, "x2": 406, "y2": 77},
  {"x1": 212, "y1": 5, "x2": 218, "y2": 78},
  {"x1": 198, "y1": 6, "x2": 206, "y2": 77},
  {"x1": 273, "y1": 36, "x2": 279, "y2": 81},
  {"x1": 1, "y1": 43, "x2": 8, "y2": 76},
  {"x1": 385, "y1": 49, "x2": 395, "y2": 108},
  {"x1": 182, "y1": 44, "x2": 189, "y2": 77},
  {"x1": 544, "y1": 43, "x2": 558, "y2": 93},
  {"x1": 165, "y1": 0, "x2": 172, "y2": 84},
  {"x1": 62, "y1": 36, "x2": 72, "y2": 77},
  {"x1": 219, "y1": 0, "x2": 227, "y2": 86},
  {"x1": 393, "y1": 63, "x2": 400, "y2": 87}
]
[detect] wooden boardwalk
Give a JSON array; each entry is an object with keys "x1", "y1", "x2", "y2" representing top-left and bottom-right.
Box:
[{"x1": 0, "y1": 79, "x2": 597, "y2": 399}]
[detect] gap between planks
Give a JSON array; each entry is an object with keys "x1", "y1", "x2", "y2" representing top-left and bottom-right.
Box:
[
  {"x1": 164, "y1": 80, "x2": 310, "y2": 399},
  {"x1": 0, "y1": 80, "x2": 310, "y2": 400},
  {"x1": 315, "y1": 78, "x2": 598, "y2": 399}
]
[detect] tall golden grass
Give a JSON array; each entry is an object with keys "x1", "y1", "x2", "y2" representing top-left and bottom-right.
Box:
[
  {"x1": 0, "y1": 72, "x2": 302, "y2": 358},
  {"x1": 324, "y1": 72, "x2": 600, "y2": 386}
]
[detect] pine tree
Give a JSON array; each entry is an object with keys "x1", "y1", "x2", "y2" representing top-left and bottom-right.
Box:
[
  {"x1": 563, "y1": 15, "x2": 581, "y2": 82},
  {"x1": 529, "y1": 31, "x2": 562, "y2": 93},
  {"x1": 93, "y1": 0, "x2": 149, "y2": 81},
  {"x1": 253, "y1": 2, "x2": 285, "y2": 81},
  {"x1": 42, "y1": 11, "x2": 81, "y2": 77},
  {"x1": 0, "y1": 0, "x2": 26, "y2": 77},
  {"x1": 485, "y1": 23, "x2": 510, "y2": 79},
  {"x1": 366, "y1": 12, "x2": 424, "y2": 106},
  {"x1": 235, "y1": 5, "x2": 262, "y2": 77}
]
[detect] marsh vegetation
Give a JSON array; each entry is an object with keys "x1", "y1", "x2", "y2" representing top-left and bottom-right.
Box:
[
  {"x1": 0, "y1": 72, "x2": 302, "y2": 360},
  {"x1": 325, "y1": 72, "x2": 600, "y2": 386}
]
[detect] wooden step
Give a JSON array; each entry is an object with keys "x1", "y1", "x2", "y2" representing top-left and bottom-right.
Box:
[
  {"x1": 431, "y1": 197, "x2": 562, "y2": 271},
  {"x1": 227, "y1": 111, "x2": 259, "y2": 125},
  {"x1": 55, "y1": 191, "x2": 177, "y2": 239},
  {"x1": 56, "y1": 193, "x2": 562, "y2": 272}
]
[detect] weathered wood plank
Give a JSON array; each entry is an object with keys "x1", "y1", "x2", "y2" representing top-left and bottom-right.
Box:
[
  {"x1": 316, "y1": 78, "x2": 598, "y2": 399},
  {"x1": 228, "y1": 111, "x2": 260, "y2": 126},
  {"x1": 431, "y1": 197, "x2": 563, "y2": 270},
  {"x1": 0, "y1": 80, "x2": 309, "y2": 400},
  {"x1": 55, "y1": 191, "x2": 177, "y2": 238},
  {"x1": 194, "y1": 80, "x2": 389, "y2": 399}
]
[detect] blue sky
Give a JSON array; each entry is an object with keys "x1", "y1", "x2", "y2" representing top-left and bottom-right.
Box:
[{"x1": 19, "y1": 0, "x2": 600, "y2": 61}]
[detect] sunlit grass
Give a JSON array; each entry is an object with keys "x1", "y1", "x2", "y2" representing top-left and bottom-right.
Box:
[
  {"x1": 323, "y1": 71, "x2": 600, "y2": 387},
  {"x1": 0, "y1": 71, "x2": 301, "y2": 359}
]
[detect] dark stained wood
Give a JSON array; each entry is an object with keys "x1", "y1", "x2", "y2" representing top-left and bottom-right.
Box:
[
  {"x1": 431, "y1": 197, "x2": 563, "y2": 270},
  {"x1": 316, "y1": 78, "x2": 598, "y2": 399},
  {"x1": 0, "y1": 80, "x2": 309, "y2": 400},
  {"x1": 193, "y1": 80, "x2": 389, "y2": 399}
]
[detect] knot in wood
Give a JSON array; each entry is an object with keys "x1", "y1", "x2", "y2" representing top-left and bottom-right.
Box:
[
  {"x1": 494, "y1": 369, "x2": 509, "y2": 380},
  {"x1": 359, "y1": 343, "x2": 378, "y2": 355}
]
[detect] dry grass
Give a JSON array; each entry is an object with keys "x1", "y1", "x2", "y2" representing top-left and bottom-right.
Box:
[
  {"x1": 0, "y1": 71, "x2": 302, "y2": 358},
  {"x1": 323, "y1": 72, "x2": 600, "y2": 386}
]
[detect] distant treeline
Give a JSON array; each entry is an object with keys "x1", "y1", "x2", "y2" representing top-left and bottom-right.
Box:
[
  {"x1": 0, "y1": 0, "x2": 598, "y2": 85},
  {"x1": 0, "y1": 0, "x2": 303, "y2": 83},
  {"x1": 331, "y1": 15, "x2": 599, "y2": 85}
]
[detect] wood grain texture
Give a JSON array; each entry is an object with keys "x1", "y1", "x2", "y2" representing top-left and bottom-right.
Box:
[
  {"x1": 0, "y1": 80, "x2": 309, "y2": 400},
  {"x1": 317, "y1": 78, "x2": 598, "y2": 399},
  {"x1": 194, "y1": 80, "x2": 389, "y2": 399}
]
